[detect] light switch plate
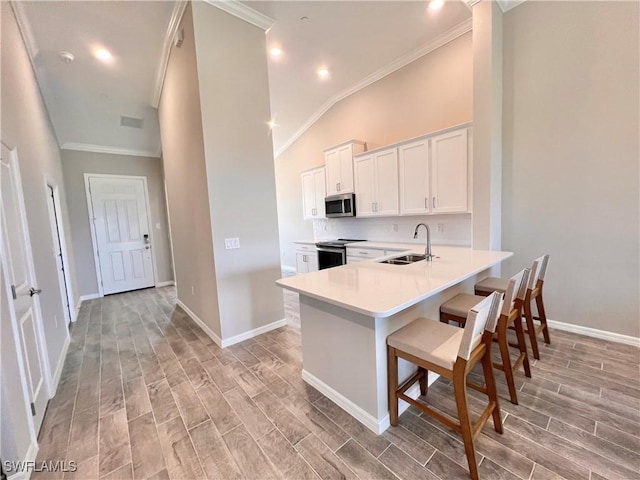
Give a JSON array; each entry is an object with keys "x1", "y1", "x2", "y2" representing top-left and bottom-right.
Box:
[{"x1": 225, "y1": 237, "x2": 240, "y2": 249}]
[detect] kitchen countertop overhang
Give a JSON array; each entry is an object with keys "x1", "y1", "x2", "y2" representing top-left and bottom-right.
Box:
[{"x1": 277, "y1": 245, "x2": 513, "y2": 318}]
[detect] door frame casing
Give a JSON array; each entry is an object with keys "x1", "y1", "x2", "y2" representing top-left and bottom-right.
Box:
[
  {"x1": 84, "y1": 173, "x2": 158, "y2": 297},
  {"x1": 44, "y1": 176, "x2": 76, "y2": 323}
]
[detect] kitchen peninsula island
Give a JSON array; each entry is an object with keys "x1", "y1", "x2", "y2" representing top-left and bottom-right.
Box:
[{"x1": 276, "y1": 245, "x2": 512, "y2": 434}]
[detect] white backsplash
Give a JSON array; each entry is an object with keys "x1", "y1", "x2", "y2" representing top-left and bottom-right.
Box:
[{"x1": 313, "y1": 214, "x2": 472, "y2": 246}]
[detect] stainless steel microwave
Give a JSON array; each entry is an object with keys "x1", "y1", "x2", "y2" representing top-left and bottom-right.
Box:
[{"x1": 325, "y1": 193, "x2": 356, "y2": 218}]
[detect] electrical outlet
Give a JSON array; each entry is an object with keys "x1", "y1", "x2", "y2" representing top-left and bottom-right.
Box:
[
  {"x1": 437, "y1": 223, "x2": 445, "y2": 233},
  {"x1": 392, "y1": 224, "x2": 399, "y2": 232},
  {"x1": 224, "y1": 237, "x2": 240, "y2": 249}
]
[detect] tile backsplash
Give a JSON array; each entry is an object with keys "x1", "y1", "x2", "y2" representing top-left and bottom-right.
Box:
[{"x1": 313, "y1": 214, "x2": 472, "y2": 246}]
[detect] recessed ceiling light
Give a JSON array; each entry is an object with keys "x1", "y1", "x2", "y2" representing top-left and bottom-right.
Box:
[
  {"x1": 58, "y1": 51, "x2": 75, "y2": 63},
  {"x1": 267, "y1": 119, "x2": 277, "y2": 129},
  {"x1": 429, "y1": 0, "x2": 444, "y2": 11},
  {"x1": 270, "y1": 47, "x2": 283, "y2": 57},
  {"x1": 317, "y1": 68, "x2": 330, "y2": 79},
  {"x1": 93, "y1": 48, "x2": 113, "y2": 63}
]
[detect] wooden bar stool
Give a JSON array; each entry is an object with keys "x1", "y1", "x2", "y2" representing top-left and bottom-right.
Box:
[
  {"x1": 475, "y1": 255, "x2": 550, "y2": 360},
  {"x1": 440, "y1": 269, "x2": 531, "y2": 405},
  {"x1": 387, "y1": 293, "x2": 503, "y2": 480}
]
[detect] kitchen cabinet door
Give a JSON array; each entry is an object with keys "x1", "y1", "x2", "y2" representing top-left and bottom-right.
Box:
[
  {"x1": 325, "y1": 142, "x2": 365, "y2": 196},
  {"x1": 399, "y1": 140, "x2": 430, "y2": 215},
  {"x1": 301, "y1": 168, "x2": 326, "y2": 219},
  {"x1": 296, "y1": 251, "x2": 309, "y2": 273},
  {"x1": 325, "y1": 149, "x2": 340, "y2": 196},
  {"x1": 354, "y1": 154, "x2": 375, "y2": 217},
  {"x1": 431, "y1": 129, "x2": 468, "y2": 213},
  {"x1": 307, "y1": 253, "x2": 319, "y2": 272},
  {"x1": 374, "y1": 149, "x2": 399, "y2": 216}
]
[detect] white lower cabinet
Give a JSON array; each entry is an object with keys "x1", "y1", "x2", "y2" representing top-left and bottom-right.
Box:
[
  {"x1": 295, "y1": 244, "x2": 318, "y2": 273},
  {"x1": 354, "y1": 148, "x2": 399, "y2": 217}
]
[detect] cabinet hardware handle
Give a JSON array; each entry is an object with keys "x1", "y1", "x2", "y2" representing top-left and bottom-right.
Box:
[
  {"x1": 433, "y1": 197, "x2": 436, "y2": 208},
  {"x1": 425, "y1": 197, "x2": 428, "y2": 209},
  {"x1": 338, "y1": 182, "x2": 341, "y2": 191}
]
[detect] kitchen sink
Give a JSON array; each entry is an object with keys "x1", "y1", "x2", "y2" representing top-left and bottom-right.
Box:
[{"x1": 380, "y1": 254, "x2": 427, "y2": 265}]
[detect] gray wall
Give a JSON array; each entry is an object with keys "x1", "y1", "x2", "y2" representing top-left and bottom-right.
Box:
[
  {"x1": 1, "y1": 2, "x2": 77, "y2": 463},
  {"x1": 61, "y1": 150, "x2": 174, "y2": 297},
  {"x1": 158, "y1": 4, "x2": 222, "y2": 336},
  {"x1": 192, "y1": 1, "x2": 284, "y2": 339},
  {"x1": 275, "y1": 32, "x2": 473, "y2": 268},
  {"x1": 502, "y1": 1, "x2": 639, "y2": 336}
]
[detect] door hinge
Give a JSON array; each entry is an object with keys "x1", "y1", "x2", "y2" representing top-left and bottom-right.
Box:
[
  {"x1": 30, "y1": 402, "x2": 36, "y2": 416},
  {"x1": 10, "y1": 285, "x2": 17, "y2": 300}
]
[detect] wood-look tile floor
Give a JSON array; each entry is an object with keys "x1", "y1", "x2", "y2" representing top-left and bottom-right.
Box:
[{"x1": 34, "y1": 286, "x2": 640, "y2": 480}]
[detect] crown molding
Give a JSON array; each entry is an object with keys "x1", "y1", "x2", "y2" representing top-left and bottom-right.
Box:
[
  {"x1": 465, "y1": 0, "x2": 527, "y2": 13},
  {"x1": 10, "y1": 1, "x2": 39, "y2": 63},
  {"x1": 274, "y1": 18, "x2": 473, "y2": 159},
  {"x1": 496, "y1": 0, "x2": 527, "y2": 13},
  {"x1": 152, "y1": 1, "x2": 188, "y2": 108},
  {"x1": 204, "y1": 0, "x2": 274, "y2": 31},
  {"x1": 61, "y1": 142, "x2": 161, "y2": 158}
]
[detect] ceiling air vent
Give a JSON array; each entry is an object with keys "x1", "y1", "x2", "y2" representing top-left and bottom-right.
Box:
[{"x1": 120, "y1": 116, "x2": 144, "y2": 129}]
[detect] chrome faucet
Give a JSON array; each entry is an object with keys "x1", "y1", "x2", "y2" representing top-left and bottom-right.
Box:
[{"x1": 413, "y1": 223, "x2": 434, "y2": 261}]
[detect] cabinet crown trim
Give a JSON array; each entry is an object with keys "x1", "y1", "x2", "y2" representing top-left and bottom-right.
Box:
[
  {"x1": 353, "y1": 122, "x2": 472, "y2": 158},
  {"x1": 324, "y1": 139, "x2": 367, "y2": 152}
]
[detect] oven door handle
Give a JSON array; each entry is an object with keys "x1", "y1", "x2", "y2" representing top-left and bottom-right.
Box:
[{"x1": 317, "y1": 247, "x2": 345, "y2": 254}]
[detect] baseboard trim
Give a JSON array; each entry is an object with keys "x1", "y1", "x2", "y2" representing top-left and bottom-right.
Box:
[
  {"x1": 221, "y1": 319, "x2": 288, "y2": 348},
  {"x1": 79, "y1": 293, "x2": 102, "y2": 302},
  {"x1": 176, "y1": 300, "x2": 223, "y2": 348},
  {"x1": 156, "y1": 280, "x2": 175, "y2": 288},
  {"x1": 73, "y1": 298, "x2": 82, "y2": 322},
  {"x1": 281, "y1": 265, "x2": 296, "y2": 274},
  {"x1": 301, "y1": 369, "x2": 439, "y2": 434},
  {"x1": 548, "y1": 319, "x2": 640, "y2": 347},
  {"x1": 51, "y1": 334, "x2": 71, "y2": 394}
]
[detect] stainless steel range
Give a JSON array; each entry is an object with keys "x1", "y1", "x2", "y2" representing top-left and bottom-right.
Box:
[{"x1": 315, "y1": 239, "x2": 366, "y2": 270}]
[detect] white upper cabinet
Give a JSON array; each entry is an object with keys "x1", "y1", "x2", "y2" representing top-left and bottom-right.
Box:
[
  {"x1": 354, "y1": 148, "x2": 399, "y2": 217},
  {"x1": 325, "y1": 141, "x2": 366, "y2": 196},
  {"x1": 301, "y1": 167, "x2": 326, "y2": 220},
  {"x1": 431, "y1": 129, "x2": 468, "y2": 213},
  {"x1": 399, "y1": 127, "x2": 469, "y2": 215},
  {"x1": 399, "y1": 139, "x2": 430, "y2": 215}
]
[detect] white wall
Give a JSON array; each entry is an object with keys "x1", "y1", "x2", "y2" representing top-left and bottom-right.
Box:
[
  {"x1": 275, "y1": 32, "x2": 474, "y2": 268},
  {"x1": 1, "y1": 2, "x2": 77, "y2": 465},
  {"x1": 502, "y1": 1, "x2": 639, "y2": 337},
  {"x1": 61, "y1": 150, "x2": 174, "y2": 296},
  {"x1": 1, "y1": 2, "x2": 76, "y2": 380},
  {"x1": 158, "y1": 4, "x2": 222, "y2": 337},
  {"x1": 192, "y1": 2, "x2": 284, "y2": 339}
]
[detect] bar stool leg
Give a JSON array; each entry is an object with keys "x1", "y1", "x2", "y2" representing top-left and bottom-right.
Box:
[
  {"x1": 481, "y1": 350, "x2": 503, "y2": 434},
  {"x1": 418, "y1": 367, "x2": 428, "y2": 396},
  {"x1": 524, "y1": 299, "x2": 540, "y2": 360},
  {"x1": 536, "y1": 292, "x2": 551, "y2": 344},
  {"x1": 513, "y1": 316, "x2": 531, "y2": 377},
  {"x1": 453, "y1": 366, "x2": 479, "y2": 480},
  {"x1": 387, "y1": 346, "x2": 399, "y2": 426},
  {"x1": 497, "y1": 319, "x2": 519, "y2": 404}
]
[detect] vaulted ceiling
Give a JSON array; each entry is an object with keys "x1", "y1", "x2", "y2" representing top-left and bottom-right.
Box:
[{"x1": 14, "y1": 1, "x2": 476, "y2": 159}]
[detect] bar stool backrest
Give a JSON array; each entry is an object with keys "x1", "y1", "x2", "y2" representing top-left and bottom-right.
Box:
[
  {"x1": 501, "y1": 268, "x2": 530, "y2": 317},
  {"x1": 527, "y1": 255, "x2": 549, "y2": 290},
  {"x1": 458, "y1": 292, "x2": 503, "y2": 360},
  {"x1": 516, "y1": 268, "x2": 531, "y2": 301}
]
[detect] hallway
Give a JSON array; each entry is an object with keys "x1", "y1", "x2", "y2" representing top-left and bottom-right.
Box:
[{"x1": 33, "y1": 287, "x2": 640, "y2": 480}]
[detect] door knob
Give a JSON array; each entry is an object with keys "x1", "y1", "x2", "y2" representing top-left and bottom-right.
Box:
[{"x1": 29, "y1": 287, "x2": 42, "y2": 296}]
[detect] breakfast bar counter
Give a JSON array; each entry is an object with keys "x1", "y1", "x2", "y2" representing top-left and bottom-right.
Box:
[{"x1": 276, "y1": 245, "x2": 512, "y2": 434}]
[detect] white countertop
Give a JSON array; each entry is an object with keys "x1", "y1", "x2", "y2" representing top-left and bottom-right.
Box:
[
  {"x1": 345, "y1": 241, "x2": 422, "y2": 251},
  {"x1": 276, "y1": 246, "x2": 512, "y2": 318},
  {"x1": 293, "y1": 240, "x2": 317, "y2": 245}
]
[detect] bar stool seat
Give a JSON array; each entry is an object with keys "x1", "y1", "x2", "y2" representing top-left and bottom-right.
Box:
[
  {"x1": 475, "y1": 277, "x2": 508, "y2": 295},
  {"x1": 388, "y1": 318, "x2": 465, "y2": 370},
  {"x1": 441, "y1": 269, "x2": 532, "y2": 405}
]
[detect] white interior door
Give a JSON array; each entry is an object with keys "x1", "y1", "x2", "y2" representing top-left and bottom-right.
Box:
[
  {"x1": 88, "y1": 175, "x2": 155, "y2": 295},
  {"x1": 46, "y1": 185, "x2": 71, "y2": 325},
  {"x1": 0, "y1": 144, "x2": 49, "y2": 433}
]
